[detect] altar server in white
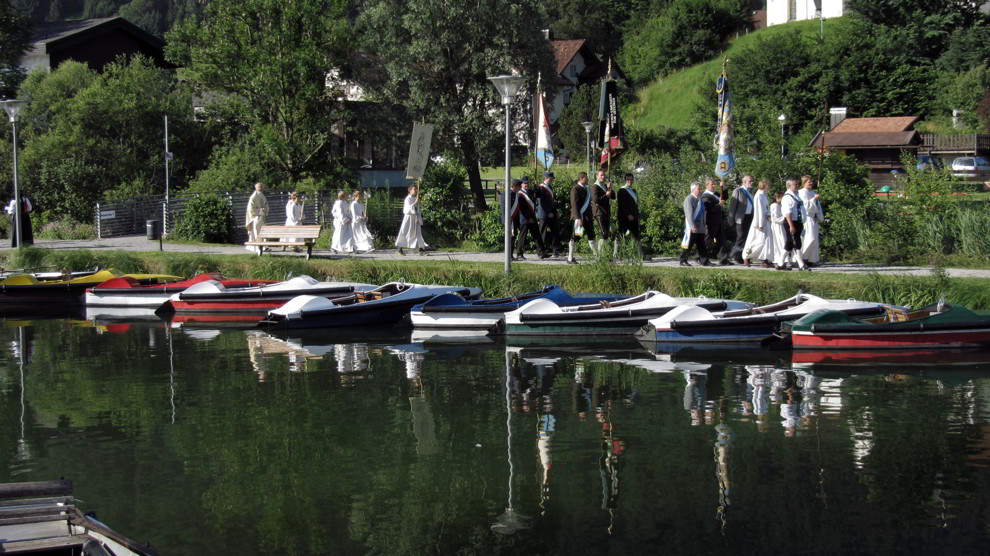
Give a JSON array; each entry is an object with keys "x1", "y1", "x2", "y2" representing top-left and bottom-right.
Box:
[
  {"x1": 350, "y1": 190, "x2": 374, "y2": 252},
  {"x1": 742, "y1": 178, "x2": 773, "y2": 267},
  {"x1": 396, "y1": 184, "x2": 427, "y2": 254},
  {"x1": 331, "y1": 191, "x2": 355, "y2": 253},
  {"x1": 770, "y1": 190, "x2": 789, "y2": 270},
  {"x1": 799, "y1": 175, "x2": 824, "y2": 267}
]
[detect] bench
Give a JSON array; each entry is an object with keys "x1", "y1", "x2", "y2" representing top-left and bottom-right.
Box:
[{"x1": 245, "y1": 225, "x2": 322, "y2": 259}]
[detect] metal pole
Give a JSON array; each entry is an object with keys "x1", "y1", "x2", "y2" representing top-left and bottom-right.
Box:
[
  {"x1": 12, "y1": 120, "x2": 21, "y2": 250},
  {"x1": 503, "y1": 102, "x2": 512, "y2": 274},
  {"x1": 585, "y1": 129, "x2": 591, "y2": 175},
  {"x1": 164, "y1": 115, "x2": 169, "y2": 237},
  {"x1": 780, "y1": 122, "x2": 785, "y2": 159}
]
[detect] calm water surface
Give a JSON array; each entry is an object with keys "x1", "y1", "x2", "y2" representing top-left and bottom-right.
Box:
[{"x1": 2, "y1": 318, "x2": 990, "y2": 555}]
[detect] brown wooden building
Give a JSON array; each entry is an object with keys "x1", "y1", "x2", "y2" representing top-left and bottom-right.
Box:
[{"x1": 810, "y1": 116, "x2": 921, "y2": 188}]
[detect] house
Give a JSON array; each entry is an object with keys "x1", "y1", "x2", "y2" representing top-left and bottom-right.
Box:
[
  {"x1": 810, "y1": 114, "x2": 921, "y2": 188},
  {"x1": 766, "y1": 0, "x2": 845, "y2": 27},
  {"x1": 546, "y1": 38, "x2": 615, "y2": 124},
  {"x1": 21, "y1": 17, "x2": 171, "y2": 73}
]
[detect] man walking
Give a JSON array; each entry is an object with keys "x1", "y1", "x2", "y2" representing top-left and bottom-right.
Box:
[
  {"x1": 536, "y1": 171, "x2": 560, "y2": 257},
  {"x1": 512, "y1": 179, "x2": 547, "y2": 260},
  {"x1": 702, "y1": 178, "x2": 729, "y2": 264},
  {"x1": 728, "y1": 175, "x2": 755, "y2": 264},
  {"x1": 245, "y1": 181, "x2": 269, "y2": 253},
  {"x1": 616, "y1": 173, "x2": 644, "y2": 259},
  {"x1": 568, "y1": 172, "x2": 596, "y2": 264},
  {"x1": 781, "y1": 179, "x2": 808, "y2": 271},
  {"x1": 680, "y1": 182, "x2": 711, "y2": 267},
  {"x1": 592, "y1": 170, "x2": 614, "y2": 257}
]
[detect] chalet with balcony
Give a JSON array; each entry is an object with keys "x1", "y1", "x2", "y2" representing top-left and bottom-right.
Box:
[{"x1": 810, "y1": 115, "x2": 922, "y2": 188}]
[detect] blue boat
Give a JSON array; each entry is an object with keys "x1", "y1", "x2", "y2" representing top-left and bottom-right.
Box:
[{"x1": 409, "y1": 285, "x2": 627, "y2": 333}]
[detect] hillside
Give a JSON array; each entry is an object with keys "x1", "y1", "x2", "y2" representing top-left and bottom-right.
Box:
[{"x1": 628, "y1": 17, "x2": 852, "y2": 131}]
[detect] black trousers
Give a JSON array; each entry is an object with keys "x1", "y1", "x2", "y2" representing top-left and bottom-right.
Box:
[
  {"x1": 680, "y1": 232, "x2": 708, "y2": 263},
  {"x1": 515, "y1": 218, "x2": 545, "y2": 255},
  {"x1": 784, "y1": 220, "x2": 804, "y2": 252},
  {"x1": 539, "y1": 217, "x2": 559, "y2": 253},
  {"x1": 617, "y1": 217, "x2": 640, "y2": 240},
  {"x1": 595, "y1": 214, "x2": 610, "y2": 240},
  {"x1": 730, "y1": 213, "x2": 753, "y2": 261},
  {"x1": 706, "y1": 221, "x2": 727, "y2": 261}
]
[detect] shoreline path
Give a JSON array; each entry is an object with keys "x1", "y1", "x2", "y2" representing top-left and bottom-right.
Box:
[{"x1": 8, "y1": 236, "x2": 990, "y2": 279}]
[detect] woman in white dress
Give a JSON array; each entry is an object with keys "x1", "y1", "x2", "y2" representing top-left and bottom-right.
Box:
[
  {"x1": 280, "y1": 191, "x2": 303, "y2": 247},
  {"x1": 350, "y1": 190, "x2": 375, "y2": 252},
  {"x1": 395, "y1": 184, "x2": 427, "y2": 254},
  {"x1": 799, "y1": 175, "x2": 824, "y2": 267},
  {"x1": 742, "y1": 178, "x2": 773, "y2": 267},
  {"x1": 769, "y1": 190, "x2": 790, "y2": 270},
  {"x1": 331, "y1": 191, "x2": 355, "y2": 253}
]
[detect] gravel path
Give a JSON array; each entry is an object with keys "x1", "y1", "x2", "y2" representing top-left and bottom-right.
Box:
[{"x1": 7, "y1": 236, "x2": 990, "y2": 279}]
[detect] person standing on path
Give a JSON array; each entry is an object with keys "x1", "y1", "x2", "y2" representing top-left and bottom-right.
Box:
[
  {"x1": 331, "y1": 191, "x2": 355, "y2": 253},
  {"x1": 728, "y1": 175, "x2": 755, "y2": 264},
  {"x1": 5, "y1": 195, "x2": 33, "y2": 247},
  {"x1": 280, "y1": 191, "x2": 304, "y2": 248},
  {"x1": 770, "y1": 190, "x2": 789, "y2": 270},
  {"x1": 245, "y1": 182, "x2": 268, "y2": 253},
  {"x1": 592, "y1": 170, "x2": 614, "y2": 257},
  {"x1": 512, "y1": 179, "x2": 547, "y2": 260},
  {"x1": 616, "y1": 173, "x2": 644, "y2": 259},
  {"x1": 702, "y1": 178, "x2": 729, "y2": 265},
  {"x1": 536, "y1": 171, "x2": 560, "y2": 258},
  {"x1": 781, "y1": 179, "x2": 808, "y2": 271},
  {"x1": 680, "y1": 182, "x2": 710, "y2": 267},
  {"x1": 568, "y1": 172, "x2": 596, "y2": 264},
  {"x1": 799, "y1": 175, "x2": 824, "y2": 267},
  {"x1": 396, "y1": 184, "x2": 427, "y2": 255},
  {"x1": 742, "y1": 178, "x2": 773, "y2": 267},
  {"x1": 351, "y1": 190, "x2": 375, "y2": 253}
]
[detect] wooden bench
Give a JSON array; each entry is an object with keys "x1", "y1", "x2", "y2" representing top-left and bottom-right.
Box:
[{"x1": 244, "y1": 225, "x2": 322, "y2": 259}]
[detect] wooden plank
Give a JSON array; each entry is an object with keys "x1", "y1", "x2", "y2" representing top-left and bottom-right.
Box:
[
  {"x1": 0, "y1": 535, "x2": 84, "y2": 552},
  {"x1": 0, "y1": 505, "x2": 73, "y2": 518},
  {"x1": 0, "y1": 480, "x2": 72, "y2": 500},
  {"x1": 0, "y1": 514, "x2": 70, "y2": 526},
  {"x1": 0, "y1": 496, "x2": 72, "y2": 508}
]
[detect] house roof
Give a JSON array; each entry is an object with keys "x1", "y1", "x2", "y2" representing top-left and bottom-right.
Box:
[
  {"x1": 811, "y1": 131, "x2": 920, "y2": 148},
  {"x1": 831, "y1": 116, "x2": 920, "y2": 133},
  {"x1": 551, "y1": 39, "x2": 586, "y2": 75},
  {"x1": 27, "y1": 17, "x2": 163, "y2": 58}
]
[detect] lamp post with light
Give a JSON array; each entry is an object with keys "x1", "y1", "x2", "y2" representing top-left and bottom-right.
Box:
[
  {"x1": 582, "y1": 121, "x2": 594, "y2": 175},
  {"x1": 778, "y1": 113, "x2": 786, "y2": 159},
  {"x1": 488, "y1": 74, "x2": 527, "y2": 274},
  {"x1": 2, "y1": 99, "x2": 29, "y2": 249}
]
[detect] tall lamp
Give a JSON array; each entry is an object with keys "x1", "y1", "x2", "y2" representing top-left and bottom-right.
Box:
[
  {"x1": 2, "y1": 99, "x2": 29, "y2": 249},
  {"x1": 778, "y1": 113, "x2": 787, "y2": 159},
  {"x1": 582, "y1": 121, "x2": 594, "y2": 175},
  {"x1": 489, "y1": 74, "x2": 527, "y2": 274}
]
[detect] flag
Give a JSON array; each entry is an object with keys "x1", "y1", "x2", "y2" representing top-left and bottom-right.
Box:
[
  {"x1": 597, "y1": 78, "x2": 626, "y2": 168},
  {"x1": 713, "y1": 65, "x2": 735, "y2": 179},
  {"x1": 536, "y1": 92, "x2": 555, "y2": 169},
  {"x1": 405, "y1": 122, "x2": 434, "y2": 180}
]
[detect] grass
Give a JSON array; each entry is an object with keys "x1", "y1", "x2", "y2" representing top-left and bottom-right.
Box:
[
  {"x1": 628, "y1": 18, "x2": 852, "y2": 131},
  {"x1": 1, "y1": 247, "x2": 987, "y2": 309}
]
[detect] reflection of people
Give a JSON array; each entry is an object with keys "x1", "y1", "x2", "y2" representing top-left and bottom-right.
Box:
[
  {"x1": 350, "y1": 191, "x2": 375, "y2": 252},
  {"x1": 683, "y1": 370, "x2": 708, "y2": 426},
  {"x1": 5, "y1": 196, "x2": 33, "y2": 247},
  {"x1": 746, "y1": 366, "x2": 772, "y2": 433},
  {"x1": 713, "y1": 398, "x2": 733, "y2": 528},
  {"x1": 396, "y1": 185, "x2": 427, "y2": 254},
  {"x1": 245, "y1": 182, "x2": 269, "y2": 253}
]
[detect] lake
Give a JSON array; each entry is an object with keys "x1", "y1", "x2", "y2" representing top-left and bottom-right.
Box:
[{"x1": 2, "y1": 318, "x2": 990, "y2": 555}]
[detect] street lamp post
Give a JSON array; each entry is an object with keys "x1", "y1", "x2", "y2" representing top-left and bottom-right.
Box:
[
  {"x1": 489, "y1": 74, "x2": 527, "y2": 274},
  {"x1": 582, "y1": 121, "x2": 594, "y2": 175},
  {"x1": 2, "y1": 99, "x2": 29, "y2": 250},
  {"x1": 778, "y1": 113, "x2": 786, "y2": 159}
]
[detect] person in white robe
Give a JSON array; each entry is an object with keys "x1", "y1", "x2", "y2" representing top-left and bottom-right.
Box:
[
  {"x1": 799, "y1": 175, "x2": 824, "y2": 267},
  {"x1": 742, "y1": 178, "x2": 773, "y2": 267},
  {"x1": 770, "y1": 191, "x2": 789, "y2": 269},
  {"x1": 245, "y1": 182, "x2": 268, "y2": 253},
  {"x1": 331, "y1": 191, "x2": 355, "y2": 253},
  {"x1": 280, "y1": 191, "x2": 304, "y2": 246},
  {"x1": 350, "y1": 190, "x2": 375, "y2": 252},
  {"x1": 395, "y1": 184, "x2": 427, "y2": 254}
]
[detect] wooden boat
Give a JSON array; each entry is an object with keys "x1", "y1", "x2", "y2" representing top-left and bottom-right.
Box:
[
  {"x1": 409, "y1": 285, "x2": 626, "y2": 331},
  {"x1": 788, "y1": 303, "x2": 990, "y2": 349},
  {"x1": 158, "y1": 275, "x2": 377, "y2": 316},
  {"x1": 499, "y1": 291, "x2": 751, "y2": 336},
  {"x1": 0, "y1": 270, "x2": 181, "y2": 309},
  {"x1": 0, "y1": 479, "x2": 156, "y2": 555},
  {"x1": 637, "y1": 294, "x2": 889, "y2": 344},
  {"x1": 259, "y1": 282, "x2": 483, "y2": 329},
  {"x1": 84, "y1": 273, "x2": 273, "y2": 308}
]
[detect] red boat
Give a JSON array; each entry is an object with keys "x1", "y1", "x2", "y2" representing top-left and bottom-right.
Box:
[
  {"x1": 84, "y1": 273, "x2": 274, "y2": 308},
  {"x1": 158, "y1": 276, "x2": 376, "y2": 316}
]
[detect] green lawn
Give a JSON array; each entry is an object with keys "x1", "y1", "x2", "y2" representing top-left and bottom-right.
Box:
[{"x1": 628, "y1": 18, "x2": 852, "y2": 131}]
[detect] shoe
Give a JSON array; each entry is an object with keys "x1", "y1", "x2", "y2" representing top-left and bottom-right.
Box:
[
  {"x1": 719, "y1": 260, "x2": 732, "y2": 266},
  {"x1": 743, "y1": 259, "x2": 750, "y2": 267},
  {"x1": 679, "y1": 260, "x2": 691, "y2": 267},
  {"x1": 776, "y1": 265, "x2": 791, "y2": 271},
  {"x1": 762, "y1": 261, "x2": 773, "y2": 268},
  {"x1": 367, "y1": 248, "x2": 376, "y2": 253},
  {"x1": 802, "y1": 267, "x2": 812, "y2": 272},
  {"x1": 397, "y1": 248, "x2": 405, "y2": 256},
  {"x1": 516, "y1": 254, "x2": 526, "y2": 261},
  {"x1": 733, "y1": 258, "x2": 744, "y2": 265},
  {"x1": 538, "y1": 251, "x2": 550, "y2": 260},
  {"x1": 700, "y1": 260, "x2": 714, "y2": 267},
  {"x1": 567, "y1": 259, "x2": 579, "y2": 265},
  {"x1": 553, "y1": 250, "x2": 560, "y2": 258}
]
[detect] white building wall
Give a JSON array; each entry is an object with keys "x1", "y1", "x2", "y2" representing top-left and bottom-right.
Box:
[
  {"x1": 20, "y1": 54, "x2": 50, "y2": 73},
  {"x1": 767, "y1": 0, "x2": 844, "y2": 27}
]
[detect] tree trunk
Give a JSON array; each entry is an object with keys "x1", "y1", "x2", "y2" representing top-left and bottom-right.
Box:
[{"x1": 459, "y1": 134, "x2": 487, "y2": 212}]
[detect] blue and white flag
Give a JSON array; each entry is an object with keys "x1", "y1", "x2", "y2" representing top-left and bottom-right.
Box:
[
  {"x1": 536, "y1": 92, "x2": 554, "y2": 169},
  {"x1": 714, "y1": 65, "x2": 735, "y2": 179}
]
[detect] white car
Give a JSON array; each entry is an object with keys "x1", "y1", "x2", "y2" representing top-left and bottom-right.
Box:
[{"x1": 950, "y1": 156, "x2": 990, "y2": 182}]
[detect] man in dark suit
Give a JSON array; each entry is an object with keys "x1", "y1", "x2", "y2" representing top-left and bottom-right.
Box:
[
  {"x1": 535, "y1": 171, "x2": 560, "y2": 257},
  {"x1": 616, "y1": 173, "x2": 643, "y2": 258},
  {"x1": 701, "y1": 178, "x2": 729, "y2": 264},
  {"x1": 680, "y1": 182, "x2": 711, "y2": 266},
  {"x1": 512, "y1": 179, "x2": 547, "y2": 259},
  {"x1": 728, "y1": 175, "x2": 755, "y2": 264},
  {"x1": 568, "y1": 172, "x2": 596, "y2": 264},
  {"x1": 592, "y1": 169, "x2": 614, "y2": 255}
]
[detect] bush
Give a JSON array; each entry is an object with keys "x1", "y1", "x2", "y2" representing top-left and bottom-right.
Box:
[
  {"x1": 173, "y1": 194, "x2": 234, "y2": 243},
  {"x1": 420, "y1": 158, "x2": 471, "y2": 244},
  {"x1": 36, "y1": 218, "x2": 96, "y2": 240}
]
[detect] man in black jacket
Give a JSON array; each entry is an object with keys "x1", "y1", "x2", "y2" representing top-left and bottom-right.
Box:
[{"x1": 535, "y1": 171, "x2": 560, "y2": 257}]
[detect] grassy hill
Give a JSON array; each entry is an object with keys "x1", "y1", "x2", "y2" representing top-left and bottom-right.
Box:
[{"x1": 627, "y1": 17, "x2": 852, "y2": 131}]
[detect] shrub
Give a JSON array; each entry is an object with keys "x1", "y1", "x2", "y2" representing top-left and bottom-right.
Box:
[
  {"x1": 420, "y1": 158, "x2": 471, "y2": 244},
  {"x1": 36, "y1": 218, "x2": 96, "y2": 240},
  {"x1": 173, "y1": 194, "x2": 233, "y2": 243}
]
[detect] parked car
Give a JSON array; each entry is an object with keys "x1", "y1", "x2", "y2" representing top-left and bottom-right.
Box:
[
  {"x1": 916, "y1": 154, "x2": 944, "y2": 171},
  {"x1": 950, "y1": 156, "x2": 990, "y2": 182}
]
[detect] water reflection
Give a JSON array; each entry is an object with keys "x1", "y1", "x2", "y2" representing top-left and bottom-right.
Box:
[{"x1": 2, "y1": 319, "x2": 990, "y2": 554}]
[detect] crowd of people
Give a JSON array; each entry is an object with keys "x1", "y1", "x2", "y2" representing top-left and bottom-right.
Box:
[{"x1": 680, "y1": 174, "x2": 823, "y2": 271}]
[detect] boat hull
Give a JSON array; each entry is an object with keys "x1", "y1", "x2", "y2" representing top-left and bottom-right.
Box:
[{"x1": 792, "y1": 328, "x2": 990, "y2": 349}]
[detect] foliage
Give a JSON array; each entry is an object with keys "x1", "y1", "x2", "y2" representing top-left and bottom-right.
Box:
[
  {"x1": 0, "y1": 1, "x2": 31, "y2": 97},
  {"x1": 545, "y1": 0, "x2": 646, "y2": 60},
  {"x1": 186, "y1": 140, "x2": 281, "y2": 196},
  {"x1": 35, "y1": 215, "x2": 97, "y2": 239},
  {"x1": 172, "y1": 193, "x2": 234, "y2": 243},
  {"x1": 358, "y1": 0, "x2": 557, "y2": 212},
  {"x1": 166, "y1": 0, "x2": 351, "y2": 183},
  {"x1": 931, "y1": 65, "x2": 990, "y2": 131},
  {"x1": 12, "y1": 57, "x2": 200, "y2": 222},
  {"x1": 419, "y1": 158, "x2": 471, "y2": 244}
]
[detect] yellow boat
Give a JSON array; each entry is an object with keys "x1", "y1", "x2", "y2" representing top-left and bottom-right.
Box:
[{"x1": 0, "y1": 270, "x2": 181, "y2": 313}]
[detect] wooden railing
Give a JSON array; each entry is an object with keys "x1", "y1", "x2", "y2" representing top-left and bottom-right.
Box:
[{"x1": 919, "y1": 133, "x2": 990, "y2": 152}]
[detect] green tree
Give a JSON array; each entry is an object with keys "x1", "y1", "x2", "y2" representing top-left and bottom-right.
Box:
[
  {"x1": 166, "y1": 0, "x2": 351, "y2": 184},
  {"x1": 546, "y1": 0, "x2": 648, "y2": 60},
  {"x1": 358, "y1": 0, "x2": 558, "y2": 213},
  {"x1": 0, "y1": 1, "x2": 32, "y2": 97},
  {"x1": 556, "y1": 83, "x2": 598, "y2": 161}
]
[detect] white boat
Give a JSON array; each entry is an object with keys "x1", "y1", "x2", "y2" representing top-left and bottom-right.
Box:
[
  {"x1": 160, "y1": 275, "x2": 377, "y2": 315},
  {"x1": 83, "y1": 273, "x2": 272, "y2": 309},
  {"x1": 500, "y1": 291, "x2": 752, "y2": 336}
]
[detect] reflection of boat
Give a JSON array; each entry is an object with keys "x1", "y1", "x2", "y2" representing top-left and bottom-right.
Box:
[
  {"x1": 792, "y1": 348, "x2": 990, "y2": 367},
  {"x1": 159, "y1": 276, "x2": 376, "y2": 316},
  {"x1": 84, "y1": 273, "x2": 273, "y2": 308},
  {"x1": 410, "y1": 329, "x2": 498, "y2": 346},
  {"x1": 260, "y1": 283, "x2": 483, "y2": 329},
  {"x1": 0, "y1": 270, "x2": 180, "y2": 309},
  {"x1": 409, "y1": 286, "x2": 626, "y2": 331},
  {"x1": 85, "y1": 306, "x2": 166, "y2": 323},
  {"x1": 500, "y1": 292, "x2": 751, "y2": 336},
  {"x1": 637, "y1": 294, "x2": 888, "y2": 344},
  {"x1": 0, "y1": 479, "x2": 156, "y2": 555},
  {"x1": 789, "y1": 304, "x2": 990, "y2": 349},
  {"x1": 638, "y1": 340, "x2": 788, "y2": 367}
]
